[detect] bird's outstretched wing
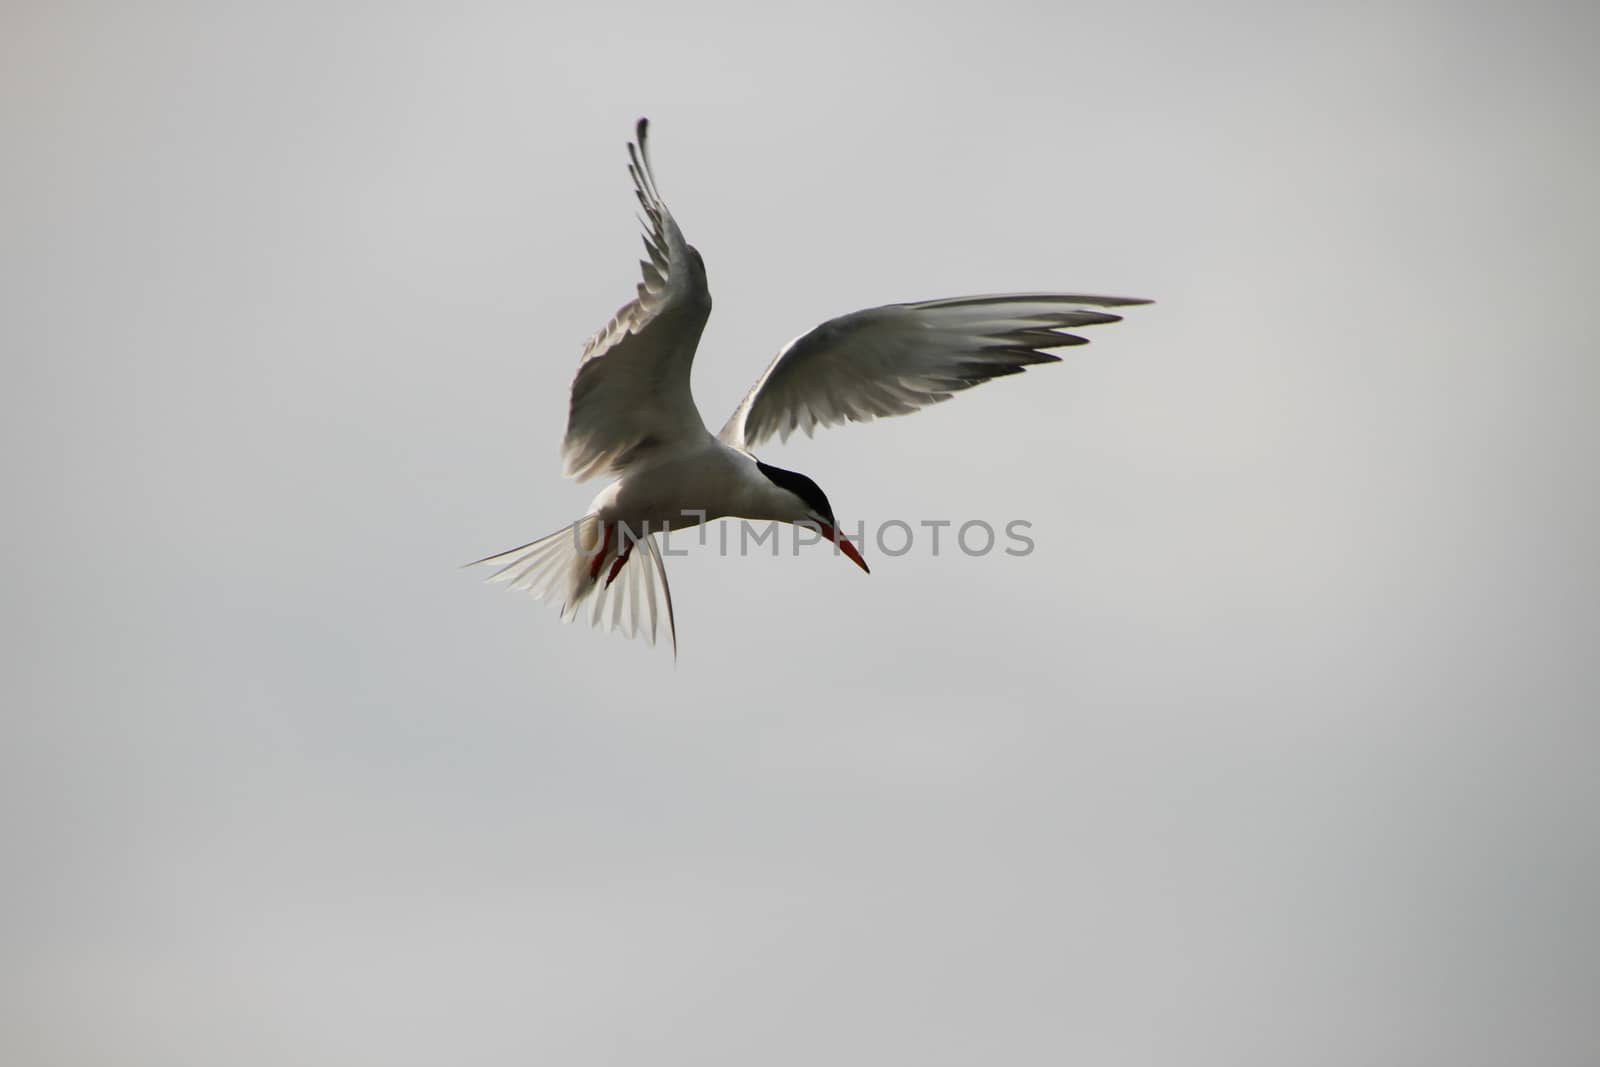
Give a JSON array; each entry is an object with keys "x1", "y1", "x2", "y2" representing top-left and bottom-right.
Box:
[
  {"x1": 719, "y1": 293, "x2": 1149, "y2": 449},
  {"x1": 562, "y1": 119, "x2": 713, "y2": 482}
]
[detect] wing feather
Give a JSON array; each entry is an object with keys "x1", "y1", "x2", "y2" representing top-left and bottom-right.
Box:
[
  {"x1": 719, "y1": 293, "x2": 1149, "y2": 449},
  {"x1": 562, "y1": 120, "x2": 713, "y2": 482}
]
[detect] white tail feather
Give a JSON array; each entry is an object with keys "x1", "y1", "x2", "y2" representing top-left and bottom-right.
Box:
[{"x1": 470, "y1": 516, "x2": 677, "y2": 654}]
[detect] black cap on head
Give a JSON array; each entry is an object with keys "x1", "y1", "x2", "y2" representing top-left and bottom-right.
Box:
[{"x1": 756, "y1": 461, "x2": 834, "y2": 524}]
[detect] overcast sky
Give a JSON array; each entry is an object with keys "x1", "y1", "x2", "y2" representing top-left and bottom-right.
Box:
[{"x1": 5, "y1": 2, "x2": 1597, "y2": 1064}]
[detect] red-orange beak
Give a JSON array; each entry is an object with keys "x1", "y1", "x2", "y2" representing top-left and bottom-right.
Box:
[{"x1": 816, "y1": 521, "x2": 870, "y2": 574}]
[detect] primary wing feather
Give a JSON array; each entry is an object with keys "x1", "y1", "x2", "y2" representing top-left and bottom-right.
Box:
[
  {"x1": 562, "y1": 119, "x2": 713, "y2": 482},
  {"x1": 720, "y1": 293, "x2": 1149, "y2": 449}
]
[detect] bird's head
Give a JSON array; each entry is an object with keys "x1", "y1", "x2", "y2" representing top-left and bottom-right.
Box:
[{"x1": 755, "y1": 460, "x2": 870, "y2": 574}]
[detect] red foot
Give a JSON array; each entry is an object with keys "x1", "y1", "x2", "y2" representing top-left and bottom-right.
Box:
[
  {"x1": 588, "y1": 523, "x2": 613, "y2": 582},
  {"x1": 604, "y1": 543, "x2": 634, "y2": 588}
]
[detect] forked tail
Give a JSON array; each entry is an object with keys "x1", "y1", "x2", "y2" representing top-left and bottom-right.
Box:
[{"x1": 468, "y1": 515, "x2": 677, "y2": 654}]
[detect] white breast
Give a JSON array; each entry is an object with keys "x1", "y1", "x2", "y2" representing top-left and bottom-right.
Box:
[{"x1": 588, "y1": 439, "x2": 796, "y2": 532}]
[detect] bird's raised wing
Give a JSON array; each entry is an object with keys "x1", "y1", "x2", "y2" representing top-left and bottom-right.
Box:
[
  {"x1": 719, "y1": 293, "x2": 1149, "y2": 449},
  {"x1": 562, "y1": 119, "x2": 713, "y2": 482}
]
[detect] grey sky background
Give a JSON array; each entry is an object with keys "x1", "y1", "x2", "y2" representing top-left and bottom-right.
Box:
[{"x1": 5, "y1": 2, "x2": 1597, "y2": 1064}]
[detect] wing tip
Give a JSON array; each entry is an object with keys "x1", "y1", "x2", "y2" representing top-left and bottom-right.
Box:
[
  {"x1": 1066, "y1": 294, "x2": 1153, "y2": 307},
  {"x1": 628, "y1": 117, "x2": 665, "y2": 209}
]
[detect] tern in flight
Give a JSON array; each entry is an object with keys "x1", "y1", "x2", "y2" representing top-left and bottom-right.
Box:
[{"x1": 473, "y1": 119, "x2": 1147, "y2": 653}]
